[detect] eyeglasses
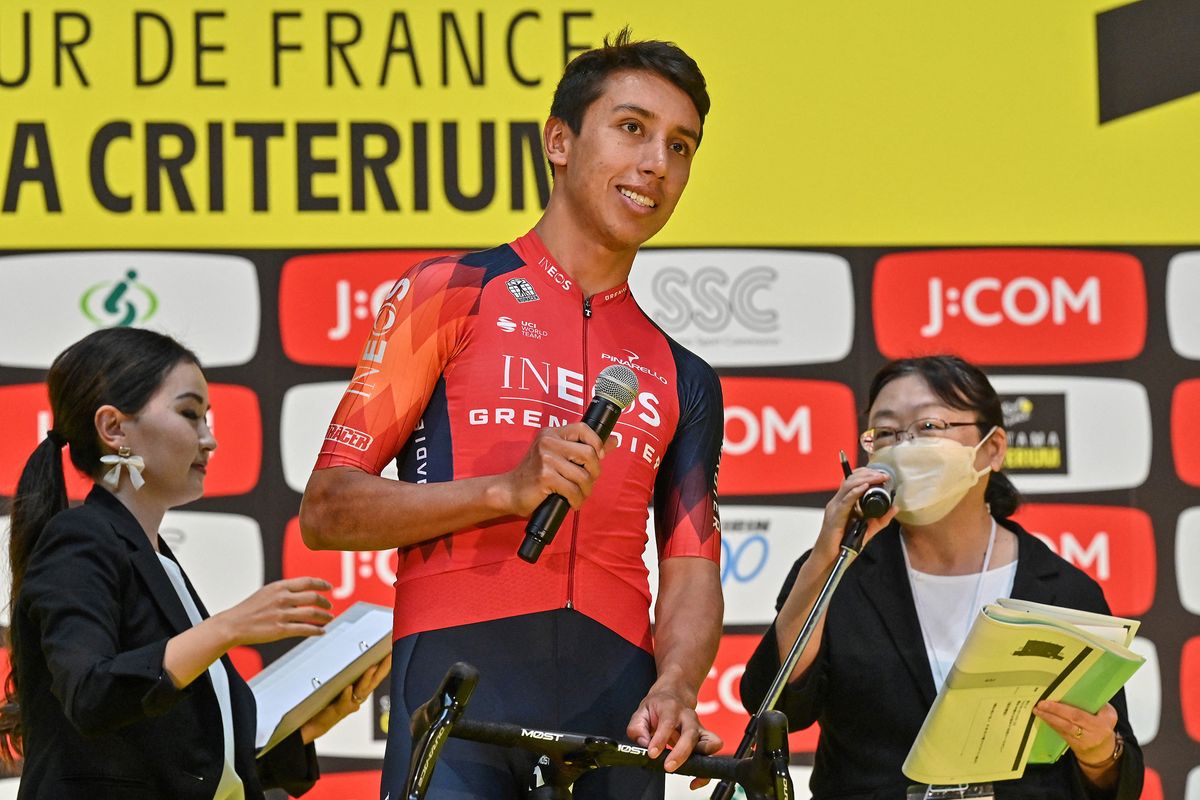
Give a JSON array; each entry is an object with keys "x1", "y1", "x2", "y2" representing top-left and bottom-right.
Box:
[{"x1": 859, "y1": 417, "x2": 984, "y2": 454}]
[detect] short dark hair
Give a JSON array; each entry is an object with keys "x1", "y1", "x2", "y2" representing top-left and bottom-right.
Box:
[
  {"x1": 550, "y1": 27, "x2": 710, "y2": 144},
  {"x1": 866, "y1": 354, "x2": 1022, "y2": 518}
]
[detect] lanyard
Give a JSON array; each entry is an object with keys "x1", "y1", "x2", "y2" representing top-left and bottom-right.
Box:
[{"x1": 900, "y1": 517, "x2": 998, "y2": 690}]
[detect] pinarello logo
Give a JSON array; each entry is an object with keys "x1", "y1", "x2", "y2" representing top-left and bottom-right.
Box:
[
  {"x1": 1172, "y1": 380, "x2": 1200, "y2": 486},
  {"x1": 0, "y1": 384, "x2": 259, "y2": 499},
  {"x1": 720, "y1": 378, "x2": 857, "y2": 495},
  {"x1": 1184, "y1": 638, "x2": 1200, "y2": 743},
  {"x1": 279, "y1": 251, "x2": 461, "y2": 366},
  {"x1": 873, "y1": 250, "x2": 1146, "y2": 364},
  {"x1": 282, "y1": 518, "x2": 397, "y2": 616},
  {"x1": 1012, "y1": 504, "x2": 1154, "y2": 616},
  {"x1": 696, "y1": 634, "x2": 818, "y2": 755},
  {"x1": 295, "y1": 770, "x2": 381, "y2": 799}
]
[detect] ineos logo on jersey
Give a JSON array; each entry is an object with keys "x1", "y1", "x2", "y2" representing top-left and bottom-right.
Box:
[
  {"x1": 627, "y1": 249, "x2": 853, "y2": 367},
  {"x1": 537, "y1": 256, "x2": 573, "y2": 291},
  {"x1": 1167, "y1": 253, "x2": 1200, "y2": 359},
  {"x1": 644, "y1": 507, "x2": 822, "y2": 625},
  {"x1": 1172, "y1": 380, "x2": 1200, "y2": 487},
  {"x1": 1013, "y1": 504, "x2": 1155, "y2": 616},
  {"x1": 279, "y1": 251, "x2": 459, "y2": 367},
  {"x1": 0, "y1": 252, "x2": 260, "y2": 368},
  {"x1": 1177, "y1": 508, "x2": 1200, "y2": 615},
  {"x1": 990, "y1": 376, "x2": 1150, "y2": 493},
  {"x1": 873, "y1": 250, "x2": 1146, "y2": 364},
  {"x1": 719, "y1": 378, "x2": 857, "y2": 495},
  {"x1": 0, "y1": 383, "x2": 259, "y2": 499}
]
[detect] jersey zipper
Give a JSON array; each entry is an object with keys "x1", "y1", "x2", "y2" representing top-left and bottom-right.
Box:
[{"x1": 566, "y1": 296, "x2": 593, "y2": 610}]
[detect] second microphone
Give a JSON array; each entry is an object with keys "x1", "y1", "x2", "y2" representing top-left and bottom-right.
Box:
[{"x1": 518, "y1": 364, "x2": 640, "y2": 564}]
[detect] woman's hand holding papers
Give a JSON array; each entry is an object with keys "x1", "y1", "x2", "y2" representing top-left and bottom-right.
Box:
[
  {"x1": 300, "y1": 652, "x2": 393, "y2": 744},
  {"x1": 1033, "y1": 700, "x2": 1121, "y2": 789}
]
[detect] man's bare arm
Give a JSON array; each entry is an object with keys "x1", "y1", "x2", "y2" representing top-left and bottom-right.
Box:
[{"x1": 299, "y1": 423, "x2": 605, "y2": 551}]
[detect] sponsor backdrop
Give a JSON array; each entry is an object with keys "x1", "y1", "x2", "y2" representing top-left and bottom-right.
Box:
[{"x1": 1, "y1": 1, "x2": 1197, "y2": 797}]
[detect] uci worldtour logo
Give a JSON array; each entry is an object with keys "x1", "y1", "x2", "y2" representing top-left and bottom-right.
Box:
[{"x1": 80, "y1": 269, "x2": 159, "y2": 327}]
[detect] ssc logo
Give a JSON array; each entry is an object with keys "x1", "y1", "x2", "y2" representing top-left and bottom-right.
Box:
[
  {"x1": 626, "y1": 250, "x2": 854, "y2": 367},
  {"x1": 80, "y1": 269, "x2": 158, "y2": 327}
]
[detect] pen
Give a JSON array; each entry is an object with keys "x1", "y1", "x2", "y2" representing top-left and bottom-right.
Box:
[{"x1": 838, "y1": 449, "x2": 852, "y2": 479}]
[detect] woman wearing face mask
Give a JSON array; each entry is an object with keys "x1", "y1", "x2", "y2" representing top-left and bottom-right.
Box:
[
  {"x1": 740, "y1": 355, "x2": 1142, "y2": 800},
  {"x1": 0, "y1": 328, "x2": 390, "y2": 799}
]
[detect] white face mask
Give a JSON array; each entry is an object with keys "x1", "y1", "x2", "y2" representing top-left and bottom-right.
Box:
[{"x1": 869, "y1": 427, "x2": 997, "y2": 526}]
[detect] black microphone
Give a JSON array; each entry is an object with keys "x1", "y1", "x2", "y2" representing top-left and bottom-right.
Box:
[
  {"x1": 518, "y1": 365, "x2": 640, "y2": 564},
  {"x1": 860, "y1": 462, "x2": 896, "y2": 519}
]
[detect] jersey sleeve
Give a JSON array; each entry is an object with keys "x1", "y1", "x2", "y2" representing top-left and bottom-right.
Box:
[
  {"x1": 314, "y1": 257, "x2": 479, "y2": 475},
  {"x1": 653, "y1": 348, "x2": 723, "y2": 562}
]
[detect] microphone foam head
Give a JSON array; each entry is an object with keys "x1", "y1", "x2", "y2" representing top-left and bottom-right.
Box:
[
  {"x1": 594, "y1": 365, "x2": 639, "y2": 410},
  {"x1": 869, "y1": 461, "x2": 897, "y2": 490}
]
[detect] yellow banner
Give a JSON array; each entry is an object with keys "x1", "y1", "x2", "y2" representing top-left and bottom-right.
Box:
[{"x1": 0, "y1": 0, "x2": 1196, "y2": 247}]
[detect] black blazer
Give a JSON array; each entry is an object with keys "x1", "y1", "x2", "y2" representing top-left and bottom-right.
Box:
[
  {"x1": 740, "y1": 519, "x2": 1143, "y2": 800},
  {"x1": 12, "y1": 487, "x2": 318, "y2": 799}
]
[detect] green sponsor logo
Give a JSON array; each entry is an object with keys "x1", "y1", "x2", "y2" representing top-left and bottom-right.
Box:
[{"x1": 80, "y1": 269, "x2": 159, "y2": 327}]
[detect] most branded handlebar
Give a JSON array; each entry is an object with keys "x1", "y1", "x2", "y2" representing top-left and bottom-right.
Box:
[{"x1": 403, "y1": 662, "x2": 794, "y2": 800}]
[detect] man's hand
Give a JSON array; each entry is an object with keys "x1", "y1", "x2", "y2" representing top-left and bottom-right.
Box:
[
  {"x1": 499, "y1": 423, "x2": 605, "y2": 516},
  {"x1": 626, "y1": 677, "x2": 722, "y2": 775}
]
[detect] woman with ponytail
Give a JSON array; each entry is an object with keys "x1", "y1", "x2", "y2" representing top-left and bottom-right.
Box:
[
  {"x1": 740, "y1": 354, "x2": 1143, "y2": 799},
  {"x1": 1, "y1": 328, "x2": 388, "y2": 799}
]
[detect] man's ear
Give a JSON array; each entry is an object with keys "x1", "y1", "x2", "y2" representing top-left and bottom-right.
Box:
[
  {"x1": 544, "y1": 116, "x2": 571, "y2": 169},
  {"x1": 94, "y1": 405, "x2": 129, "y2": 453}
]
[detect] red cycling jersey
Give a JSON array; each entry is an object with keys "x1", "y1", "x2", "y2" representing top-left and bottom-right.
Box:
[{"x1": 314, "y1": 230, "x2": 722, "y2": 652}]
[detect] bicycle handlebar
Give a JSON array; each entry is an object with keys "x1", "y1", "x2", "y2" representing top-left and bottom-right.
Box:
[{"x1": 404, "y1": 662, "x2": 793, "y2": 800}]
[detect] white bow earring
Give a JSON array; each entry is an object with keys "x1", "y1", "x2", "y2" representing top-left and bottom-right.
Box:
[{"x1": 100, "y1": 446, "x2": 145, "y2": 490}]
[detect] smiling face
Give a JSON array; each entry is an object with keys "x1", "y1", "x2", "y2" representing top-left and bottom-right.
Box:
[
  {"x1": 115, "y1": 361, "x2": 216, "y2": 509},
  {"x1": 545, "y1": 69, "x2": 701, "y2": 255}
]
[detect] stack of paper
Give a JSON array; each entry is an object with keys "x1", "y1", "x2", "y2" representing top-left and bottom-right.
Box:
[{"x1": 903, "y1": 598, "x2": 1144, "y2": 785}]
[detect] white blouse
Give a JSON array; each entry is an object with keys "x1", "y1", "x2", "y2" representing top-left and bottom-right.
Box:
[{"x1": 156, "y1": 552, "x2": 245, "y2": 800}]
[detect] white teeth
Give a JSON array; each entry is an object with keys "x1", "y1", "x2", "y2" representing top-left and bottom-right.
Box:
[{"x1": 619, "y1": 188, "x2": 656, "y2": 208}]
